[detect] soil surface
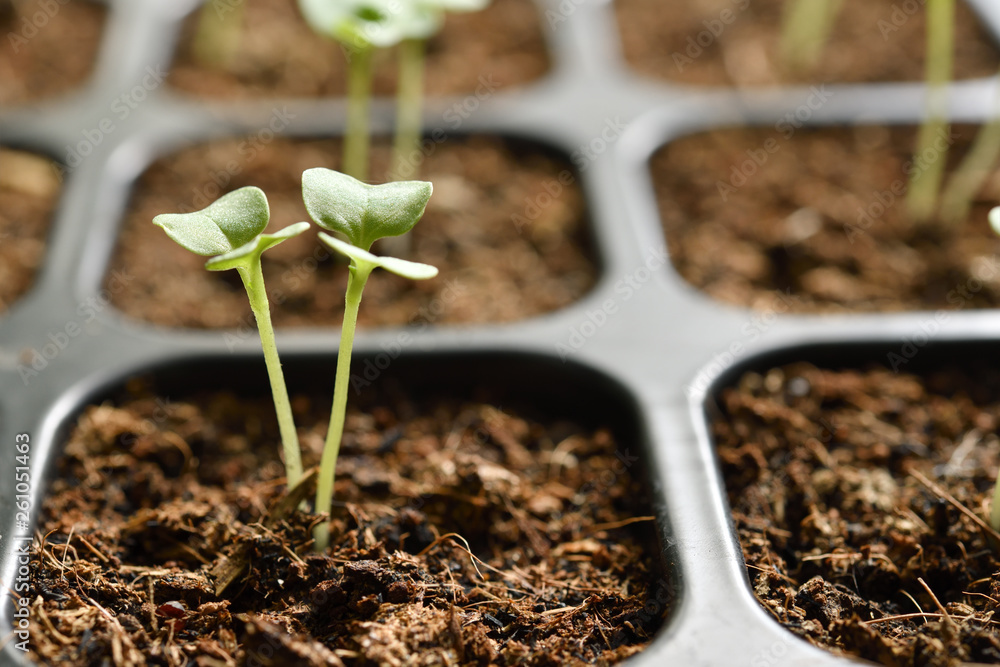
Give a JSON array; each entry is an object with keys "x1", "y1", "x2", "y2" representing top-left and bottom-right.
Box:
[
  {"x1": 28, "y1": 381, "x2": 665, "y2": 665},
  {"x1": 615, "y1": 0, "x2": 1000, "y2": 87},
  {"x1": 108, "y1": 136, "x2": 594, "y2": 329},
  {"x1": 0, "y1": 148, "x2": 61, "y2": 314},
  {"x1": 715, "y1": 360, "x2": 1000, "y2": 666},
  {"x1": 654, "y1": 125, "x2": 1000, "y2": 313},
  {"x1": 0, "y1": 0, "x2": 106, "y2": 105},
  {"x1": 167, "y1": 0, "x2": 549, "y2": 99}
]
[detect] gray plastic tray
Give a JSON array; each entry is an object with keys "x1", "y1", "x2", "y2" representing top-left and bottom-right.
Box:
[{"x1": 4, "y1": 0, "x2": 1000, "y2": 664}]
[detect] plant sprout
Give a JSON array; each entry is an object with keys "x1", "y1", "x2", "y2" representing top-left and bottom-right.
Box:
[
  {"x1": 907, "y1": 0, "x2": 954, "y2": 225},
  {"x1": 390, "y1": 0, "x2": 490, "y2": 182},
  {"x1": 779, "y1": 0, "x2": 842, "y2": 74},
  {"x1": 938, "y1": 71, "x2": 1000, "y2": 225},
  {"x1": 298, "y1": 0, "x2": 436, "y2": 181},
  {"x1": 193, "y1": 0, "x2": 246, "y2": 68},
  {"x1": 153, "y1": 187, "x2": 308, "y2": 487},
  {"x1": 301, "y1": 168, "x2": 436, "y2": 551}
]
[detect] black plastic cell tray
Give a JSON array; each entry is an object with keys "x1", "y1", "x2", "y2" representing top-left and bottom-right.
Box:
[{"x1": 3, "y1": 0, "x2": 1000, "y2": 665}]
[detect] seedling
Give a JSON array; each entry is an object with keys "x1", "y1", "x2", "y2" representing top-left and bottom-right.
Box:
[
  {"x1": 900, "y1": 1, "x2": 1000, "y2": 228},
  {"x1": 907, "y1": 0, "x2": 954, "y2": 225},
  {"x1": 153, "y1": 187, "x2": 308, "y2": 487},
  {"x1": 193, "y1": 0, "x2": 246, "y2": 68},
  {"x1": 301, "y1": 168, "x2": 436, "y2": 550},
  {"x1": 938, "y1": 72, "x2": 1000, "y2": 225},
  {"x1": 298, "y1": 0, "x2": 434, "y2": 180},
  {"x1": 779, "y1": 0, "x2": 842, "y2": 74},
  {"x1": 390, "y1": 0, "x2": 490, "y2": 182}
]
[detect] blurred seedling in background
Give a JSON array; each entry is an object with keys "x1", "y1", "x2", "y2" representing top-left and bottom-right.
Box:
[
  {"x1": 153, "y1": 187, "x2": 308, "y2": 487},
  {"x1": 906, "y1": 0, "x2": 1000, "y2": 227},
  {"x1": 298, "y1": 0, "x2": 435, "y2": 181},
  {"x1": 779, "y1": 0, "x2": 842, "y2": 74},
  {"x1": 388, "y1": 0, "x2": 491, "y2": 183},
  {"x1": 193, "y1": 0, "x2": 246, "y2": 68},
  {"x1": 301, "y1": 168, "x2": 437, "y2": 551}
]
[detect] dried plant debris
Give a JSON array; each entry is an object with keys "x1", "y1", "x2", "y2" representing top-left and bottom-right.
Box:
[
  {"x1": 29, "y1": 387, "x2": 665, "y2": 665},
  {"x1": 715, "y1": 361, "x2": 1000, "y2": 666}
]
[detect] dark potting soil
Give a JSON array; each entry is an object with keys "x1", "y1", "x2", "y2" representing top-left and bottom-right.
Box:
[
  {"x1": 614, "y1": 0, "x2": 1000, "y2": 87},
  {"x1": 28, "y1": 381, "x2": 666, "y2": 665},
  {"x1": 653, "y1": 124, "x2": 1000, "y2": 313},
  {"x1": 0, "y1": 0, "x2": 106, "y2": 105},
  {"x1": 107, "y1": 136, "x2": 595, "y2": 329},
  {"x1": 715, "y1": 360, "x2": 1000, "y2": 666},
  {"x1": 167, "y1": 0, "x2": 549, "y2": 99},
  {"x1": 0, "y1": 148, "x2": 61, "y2": 315}
]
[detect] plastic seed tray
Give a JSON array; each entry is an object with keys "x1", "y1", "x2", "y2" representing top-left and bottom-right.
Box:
[{"x1": 3, "y1": 0, "x2": 1000, "y2": 664}]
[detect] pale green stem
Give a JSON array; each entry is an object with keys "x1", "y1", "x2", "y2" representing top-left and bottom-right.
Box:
[
  {"x1": 391, "y1": 38, "x2": 425, "y2": 181},
  {"x1": 779, "y1": 0, "x2": 843, "y2": 72},
  {"x1": 237, "y1": 260, "x2": 303, "y2": 488},
  {"x1": 907, "y1": 0, "x2": 954, "y2": 225},
  {"x1": 193, "y1": 0, "x2": 245, "y2": 69},
  {"x1": 314, "y1": 261, "x2": 373, "y2": 551},
  {"x1": 938, "y1": 67, "x2": 1000, "y2": 226},
  {"x1": 381, "y1": 38, "x2": 426, "y2": 257},
  {"x1": 344, "y1": 46, "x2": 374, "y2": 181}
]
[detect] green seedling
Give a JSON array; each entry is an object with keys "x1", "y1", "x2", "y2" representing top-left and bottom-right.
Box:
[
  {"x1": 390, "y1": 0, "x2": 490, "y2": 182},
  {"x1": 902, "y1": 1, "x2": 1000, "y2": 228},
  {"x1": 907, "y1": 0, "x2": 954, "y2": 225},
  {"x1": 301, "y1": 168, "x2": 436, "y2": 551},
  {"x1": 153, "y1": 187, "x2": 308, "y2": 488},
  {"x1": 779, "y1": 0, "x2": 842, "y2": 74},
  {"x1": 298, "y1": 0, "x2": 436, "y2": 180},
  {"x1": 193, "y1": 0, "x2": 246, "y2": 68}
]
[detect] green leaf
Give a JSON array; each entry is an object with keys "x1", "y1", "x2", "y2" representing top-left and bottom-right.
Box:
[
  {"x1": 297, "y1": 0, "x2": 439, "y2": 48},
  {"x1": 420, "y1": 0, "x2": 490, "y2": 13},
  {"x1": 990, "y1": 207, "x2": 1000, "y2": 237},
  {"x1": 153, "y1": 187, "x2": 270, "y2": 256},
  {"x1": 302, "y1": 168, "x2": 432, "y2": 251},
  {"x1": 319, "y1": 232, "x2": 438, "y2": 280},
  {"x1": 206, "y1": 222, "x2": 311, "y2": 272}
]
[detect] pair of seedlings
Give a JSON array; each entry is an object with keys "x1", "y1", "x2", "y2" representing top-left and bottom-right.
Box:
[
  {"x1": 153, "y1": 169, "x2": 436, "y2": 551},
  {"x1": 783, "y1": 0, "x2": 1000, "y2": 227}
]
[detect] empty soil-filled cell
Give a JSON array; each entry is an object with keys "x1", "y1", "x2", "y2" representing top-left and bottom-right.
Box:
[
  {"x1": 168, "y1": 0, "x2": 549, "y2": 98},
  {"x1": 27, "y1": 354, "x2": 667, "y2": 665},
  {"x1": 0, "y1": 148, "x2": 61, "y2": 314},
  {"x1": 107, "y1": 135, "x2": 596, "y2": 328},
  {"x1": 653, "y1": 124, "x2": 1000, "y2": 313},
  {"x1": 1, "y1": 0, "x2": 106, "y2": 104},
  {"x1": 615, "y1": 0, "x2": 1000, "y2": 87},
  {"x1": 714, "y1": 350, "x2": 1000, "y2": 665}
]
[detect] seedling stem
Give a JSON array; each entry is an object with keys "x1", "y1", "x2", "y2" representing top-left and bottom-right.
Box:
[
  {"x1": 345, "y1": 45, "x2": 375, "y2": 181},
  {"x1": 907, "y1": 0, "x2": 954, "y2": 224},
  {"x1": 313, "y1": 261, "x2": 373, "y2": 551},
  {"x1": 780, "y1": 0, "x2": 842, "y2": 72},
  {"x1": 392, "y1": 38, "x2": 426, "y2": 180},
  {"x1": 193, "y1": 0, "x2": 245, "y2": 68},
  {"x1": 939, "y1": 67, "x2": 1000, "y2": 225},
  {"x1": 238, "y1": 261, "x2": 305, "y2": 487}
]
